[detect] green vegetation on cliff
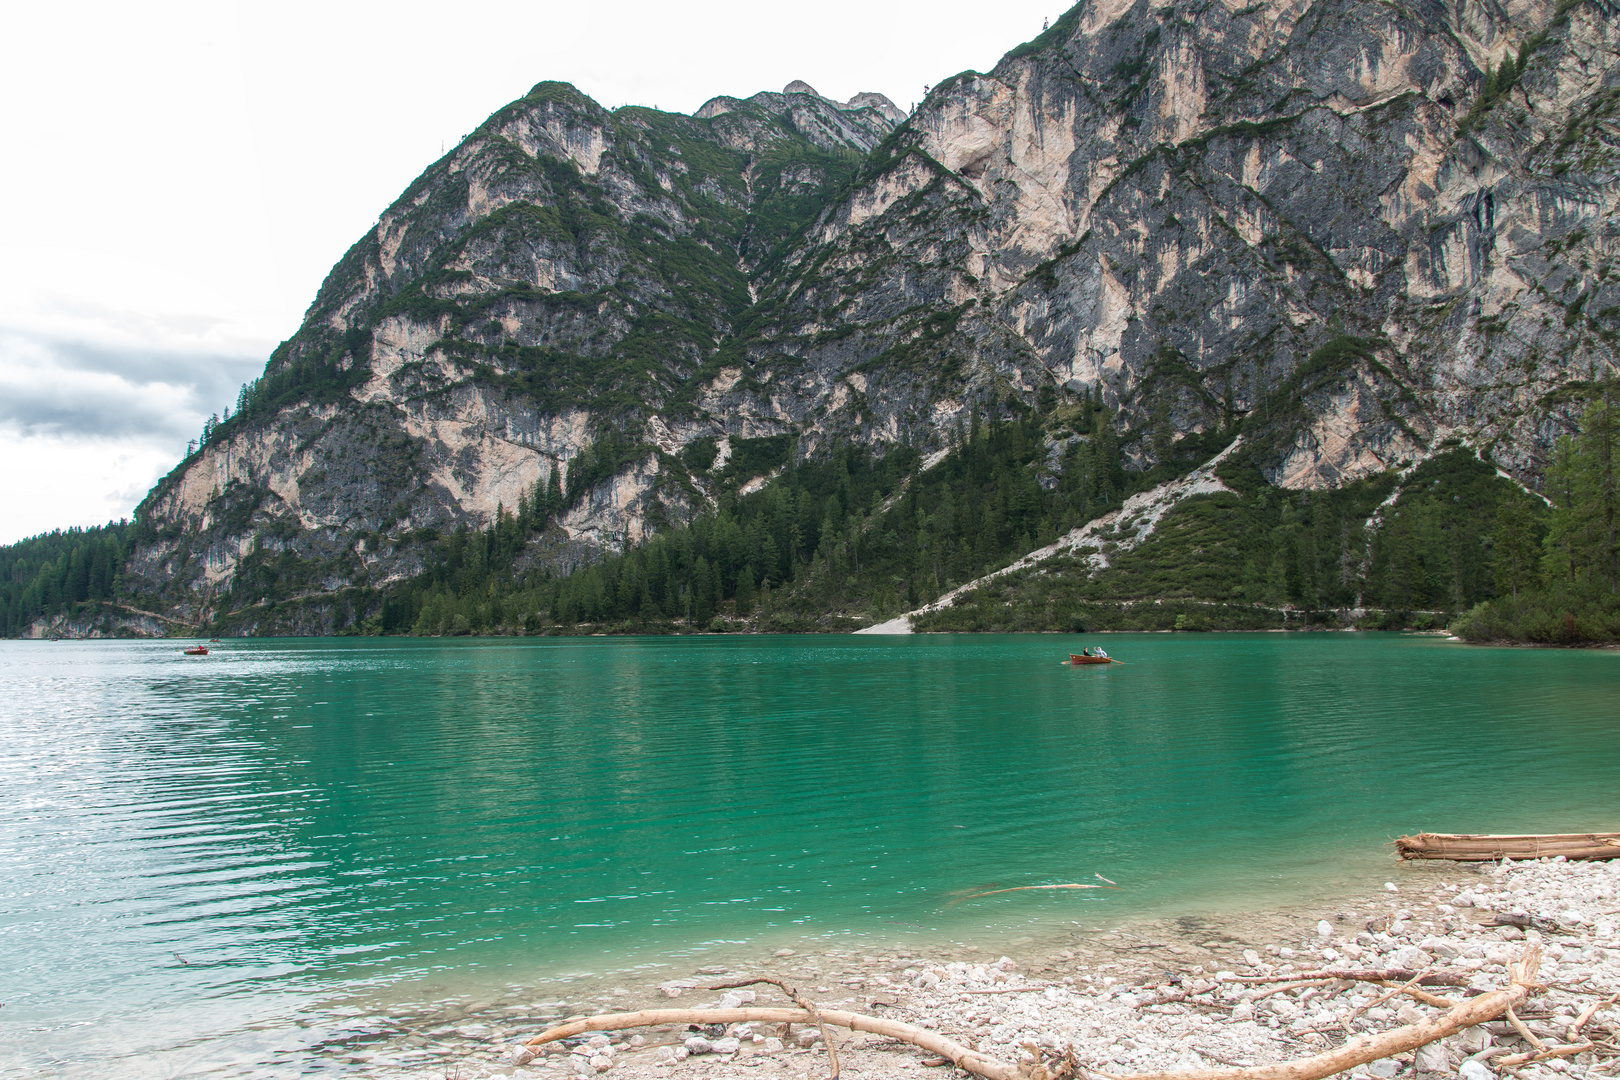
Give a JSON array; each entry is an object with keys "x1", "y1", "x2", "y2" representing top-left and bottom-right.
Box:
[
  {"x1": 912, "y1": 444, "x2": 1522, "y2": 632},
  {"x1": 1452, "y1": 385, "x2": 1620, "y2": 644},
  {"x1": 344, "y1": 403, "x2": 1150, "y2": 635}
]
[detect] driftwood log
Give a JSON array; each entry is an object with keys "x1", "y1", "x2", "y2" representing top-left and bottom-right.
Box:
[
  {"x1": 521, "y1": 951, "x2": 1547, "y2": 1080},
  {"x1": 1097, "y1": 950, "x2": 1541, "y2": 1080},
  {"x1": 1395, "y1": 832, "x2": 1620, "y2": 861},
  {"x1": 524, "y1": 1006, "x2": 1021, "y2": 1080}
]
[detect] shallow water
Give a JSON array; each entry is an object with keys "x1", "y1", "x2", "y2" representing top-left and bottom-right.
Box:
[{"x1": 2, "y1": 632, "x2": 1616, "y2": 1075}]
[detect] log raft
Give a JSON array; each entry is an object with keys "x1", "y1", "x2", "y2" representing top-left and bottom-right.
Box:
[{"x1": 1395, "y1": 832, "x2": 1620, "y2": 862}]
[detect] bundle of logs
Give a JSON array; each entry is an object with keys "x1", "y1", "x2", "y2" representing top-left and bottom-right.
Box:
[{"x1": 521, "y1": 947, "x2": 1613, "y2": 1080}]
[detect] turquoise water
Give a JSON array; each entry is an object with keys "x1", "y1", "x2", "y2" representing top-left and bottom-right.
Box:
[{"x1": 2, "y1": 632, "x2": 1617, "y2": 1075}]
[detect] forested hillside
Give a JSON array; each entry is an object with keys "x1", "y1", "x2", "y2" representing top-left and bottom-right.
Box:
[
  {"x1": 0, "y1": 524, "x2": 135, "y2": 637},
  {"x1": 6, "y1": 0, "x2": 1618, "y2": 640}
]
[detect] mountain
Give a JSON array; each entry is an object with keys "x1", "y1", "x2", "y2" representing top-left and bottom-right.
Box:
[{"x1": 8, "y1": 0, "x2": 1619, "y2": 637}]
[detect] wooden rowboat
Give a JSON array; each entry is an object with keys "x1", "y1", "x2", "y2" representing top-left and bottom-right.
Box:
[
  {"x1": 1395, "y1": 832, "x2": 1620, "y2": 862},
  {"x1": 1069, "y1": 654, "x2": 1114, "y2": 665},
  {"x1": 183, "y1": 646, "x2": 209, "y2": 656}
]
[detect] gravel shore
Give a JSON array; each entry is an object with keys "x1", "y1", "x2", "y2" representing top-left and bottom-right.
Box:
[{"x1": 344, "y1": 858, "x2": 1618, "y2": 1080}]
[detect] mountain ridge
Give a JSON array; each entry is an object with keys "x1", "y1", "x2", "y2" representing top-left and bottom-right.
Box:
[{"x1": 4, "y1": 0, "x2": 1618, "y2": 637}]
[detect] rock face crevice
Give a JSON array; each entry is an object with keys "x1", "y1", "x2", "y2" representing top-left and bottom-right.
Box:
[{"x1": 127, "y1": 0, "x2": 1619, "y2": 617}]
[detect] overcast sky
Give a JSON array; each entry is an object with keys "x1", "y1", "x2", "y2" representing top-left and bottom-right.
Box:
[{"x1": 0, "y1": 0, "x2": 1059, "y2": 544}]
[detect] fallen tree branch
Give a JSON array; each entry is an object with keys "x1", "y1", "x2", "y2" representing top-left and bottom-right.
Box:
[
  {"x1": 1498, "y1": 1041, "x2": 1593, "y2": 1068},
  {"x1": 522, "y1": 1008, "x2": 1020, "y2": 1080},
  {"x1": 1250, "y1": 980, "x2": 1335, "y2": 1003},
  {"x1": 1342, "y1": 970, "x2": 1432, "y2": 1035},
  {"x1": 691, "y1": 977, "x2": 841, "y2": 1078},
  {"x1": 1384, "y1": 985, "x2": 1459, "y2": 1010},
  {"x1": 1218, "y1": 968, "x2": 1469, "y2": 988},
  {"x1": 519, "y1": 952, "x2": 1542, "y2": 1080},
  {"x1": 1572, "y1": 993, "x2": 1620, "y2": 1039},
  {"x1": 1088, "y1": 948, "x2": 1540, "y2": 1080},
  {"x1": 1506, "y1": 1001, "x2": 1547, "y2": 1052}
]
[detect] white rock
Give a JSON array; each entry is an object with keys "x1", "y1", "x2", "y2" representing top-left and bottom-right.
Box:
[
  {"x1": 762, "y1": 1038, "x2": 784, "y2": 1054},
  {"x1": 1367, "y1": 1058, "x2": 1399, "y2": 1078},
  {"x1": 1385, "y1": 882, "x2": 1400, "y2": 893},
  {"x1": 795, "y1": 1031, "x2": 820, "y2": 1048},
  {"x1": 1414, "y1": 1042, "x2": 1449, "y2": 1072},
  {"x1": 1459, "y1": 1061, "x2": 1492, "y2": 1080},
  {"x1": 589, "y1": 1054, "x2": 612, "y2": 1073},
  {"x1": 1420, "y1": 937, "x2": 1460, "y2": 959},
  {"x1": 718, "y1": 993, "x2": 743, "y2": 1008},
  {"x1": 509, "y1": 1046, "x2": 538, "y2": 1066},
  {"x1": 1317, "y1": 920, "x2": 1334, "y2": 938},
  {"x1": 712, "y1": 1037, "x2": 741, "y2": 1055},
  {"x1": 1394, "y1": 946, "x2": 1434, "y2": 969},
  {"x1": 1230, "y1": 1002, "x2": 1255, "y2": 1022},
  {"x1": 684, "y1": 1037, "x2": 714, "y2": 1055}
]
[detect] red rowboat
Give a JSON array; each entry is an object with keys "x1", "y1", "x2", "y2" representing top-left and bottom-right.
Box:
[
  {"x1": 1069, "y1": 653, "x2": 1116, "y2": 665},
  {"x1": 183, "y1": 646, "x2": 209, "y2": 656}
]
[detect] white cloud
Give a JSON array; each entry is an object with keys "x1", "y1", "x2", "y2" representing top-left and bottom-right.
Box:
[{"x1": 0, "y1": 427, "x2": 180, "y2": 543}]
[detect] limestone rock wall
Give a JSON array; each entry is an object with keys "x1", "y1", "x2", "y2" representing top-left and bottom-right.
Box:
[{"x1": 125, "y1": 0, "x2": 1620, "y2": 616}]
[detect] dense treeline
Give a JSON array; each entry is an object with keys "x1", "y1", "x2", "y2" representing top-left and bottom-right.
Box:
[
  {"x1": 17, "y1": 389, "x2": 1615, "y2": 644},
  {"x1": 0, "y1": 522, "x2": 133, "y2": 636},
  {"x1": 1454, "y1": 385, "x2": 1620, "y2": 643},
  {"x1": 353, "y1": 403, "x2": 1156, "y2": 635},
  {"x1": 912, "y1": 443, "x2": 1529, "y2": 633}
]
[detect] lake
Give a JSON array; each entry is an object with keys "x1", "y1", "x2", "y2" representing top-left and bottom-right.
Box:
[{"x1": 2, "y1": 632, "x2": 1616, "y2": 1075}]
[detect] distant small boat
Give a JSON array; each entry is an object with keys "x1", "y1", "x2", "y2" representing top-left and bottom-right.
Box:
[
  {"x1": 1069, "y1": 653, "x2": 1117, "y2": 665},
  {"x1": 183, "y1": 646, "x2": 209, "y2": 656}
]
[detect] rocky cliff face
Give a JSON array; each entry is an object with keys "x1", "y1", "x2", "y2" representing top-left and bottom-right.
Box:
[
  {"x1": 747, "y1": 0, "x2": 1619, "y2": 482},
  {"x1": 126, "y1": 0, "x2": 1618, "y2": 622}
]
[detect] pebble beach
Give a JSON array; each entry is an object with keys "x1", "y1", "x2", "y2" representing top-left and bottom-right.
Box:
[{"x1": 330, "y1": 857, "x2": 1618, "y2": 1080}]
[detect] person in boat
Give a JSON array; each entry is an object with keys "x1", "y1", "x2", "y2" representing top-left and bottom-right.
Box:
[
  {"x1": 1094, "y1": 646, "x2": 1109, "y2": 659},
  {"x1": 1080, "y1": 647, "x2": 1093, "y2": 657}
]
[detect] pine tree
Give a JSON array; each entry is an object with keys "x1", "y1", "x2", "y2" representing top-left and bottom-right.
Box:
[
  {"x1": 1491, "y1": 485, "x2": 1540, "y2": 600},
  {"x1": 1576, "y1": 384, "x2": 1619, "y2": 591},
  {"x1": 546, "y1": 465, "x2": 564, "y2": 521},
  {"x1": 1542, "y1": 435, "x2": 1584, "y2": 588}
]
